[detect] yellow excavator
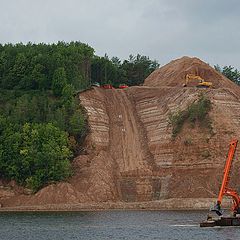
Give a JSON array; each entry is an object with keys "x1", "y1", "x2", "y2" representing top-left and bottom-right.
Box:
[{"x1": 183, "y1": 74, "x2": 213, "y2": 88}]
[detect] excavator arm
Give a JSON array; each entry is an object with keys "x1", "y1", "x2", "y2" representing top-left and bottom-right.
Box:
[
  {"x1": 212, "y1": 139, "x2": 238, "y2": 216},
  {"x1": 225, "y1": 187, "x2": 240, "y2": 214},
  {"x1": 183, "y1": 74, "x2": 204, "y2": 86}
]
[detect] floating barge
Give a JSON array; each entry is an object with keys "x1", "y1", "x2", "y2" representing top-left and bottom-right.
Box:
[{"x1": 200, "y1": 216, "x2": 240, "y2": 227}]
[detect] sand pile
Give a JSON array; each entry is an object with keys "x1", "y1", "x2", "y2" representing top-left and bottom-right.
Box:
[{"x1": 144, "y1": 56, "x2": 238, "y2": 90}]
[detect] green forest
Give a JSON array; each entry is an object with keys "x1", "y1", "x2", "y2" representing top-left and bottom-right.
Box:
[{"x1": 0, "y1": 41, "x2": 159, "y2": 191}]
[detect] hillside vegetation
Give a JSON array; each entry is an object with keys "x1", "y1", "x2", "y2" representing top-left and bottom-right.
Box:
[
  {"x1": 0, "y1": 42, "x2": 94, "y2": 191},
  {"x1": 169, "y1": 94, "x2": 212, "y2": 138},
  {"x1": 0, "y1": 42, "x2": 159, "y2": 191}
]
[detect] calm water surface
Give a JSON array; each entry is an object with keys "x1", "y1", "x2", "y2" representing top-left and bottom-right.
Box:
[{"x1": 0, "y1": 210, "x2": 240, "y2": 240}]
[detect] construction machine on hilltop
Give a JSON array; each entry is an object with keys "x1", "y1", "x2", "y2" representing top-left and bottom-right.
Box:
[
  {"x1": 200, "y1": 139, "x2": 240, "y2": 227},
  {"x1": 119, "y1": 84, "x2": 129, "y2": 89},
  {"x1": 183, "y1": 73, "x2": 213, "y2": 88},
  {"x1": 91, "y1": 82, "x2": 129, "y2": 89}
]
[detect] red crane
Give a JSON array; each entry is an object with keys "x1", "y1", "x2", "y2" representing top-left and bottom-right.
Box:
[{"x1": 212, "y1": 139, "x2": 239, "y2": 216}]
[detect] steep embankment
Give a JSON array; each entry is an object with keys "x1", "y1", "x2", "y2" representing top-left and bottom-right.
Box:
[
  {"x1": 1, "y1": 56, "x2": 240, "y2": 210},
  {"x1": 79, "y1": 84, "x2": 240, "y2": 202}
]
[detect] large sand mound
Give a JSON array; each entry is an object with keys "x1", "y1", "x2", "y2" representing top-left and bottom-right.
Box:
[{"x1": 144, "y1": 56, "x2": 238, "y2": 90}]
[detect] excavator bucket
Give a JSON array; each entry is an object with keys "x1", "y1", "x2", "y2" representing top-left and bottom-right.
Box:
[{"x1": 210, "y1": 203, "x2": 223, "y2": 216}]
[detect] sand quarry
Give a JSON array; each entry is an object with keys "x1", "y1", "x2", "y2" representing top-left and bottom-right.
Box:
[{"x1": 1, "y1": 56, "x2": 240, "y2": 211}]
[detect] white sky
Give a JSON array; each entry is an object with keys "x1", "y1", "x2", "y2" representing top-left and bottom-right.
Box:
[{"x1": 0, "y1": 0, "x2": 239, "y2": 68}]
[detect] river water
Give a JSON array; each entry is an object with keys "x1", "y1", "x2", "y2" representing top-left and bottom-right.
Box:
[{"x1": 0, "y1": 210, "x2": 240, "y2": 240}]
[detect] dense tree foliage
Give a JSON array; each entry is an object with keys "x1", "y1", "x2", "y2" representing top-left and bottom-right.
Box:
[
  {"x1": 0, "y1": 42, "x2": 159, "y2": 89},
  {"x1": 91, "y1": 54, "x2": 159, "y2": 86},
  {"x1": 0, "y1": 42, "x2": 93, "y2": 191},
  {"x1": 121, "y1": 54, "x2": 160, "y2": 86},
  {"x1": 0, "y1": 122, "x2": 72, "y2": 191},
  {"x1": 0, "y1": 41, "x2": 159, "y2": 191},
  {"x1": 214, "y1": 64, "x2": 240, "y2": 85},
  {"x1": 0, "y1": 42, "x2": 94, "y2": 91},
  {"x1": 0, "y1": 89, "x2": 87, "y2": 191}
]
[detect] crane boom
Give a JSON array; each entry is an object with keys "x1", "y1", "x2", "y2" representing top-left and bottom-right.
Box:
[
  {"x1": 212, "y1": 139, "x2": 239, "y2": 216},
  {"x1": 217, "y1": 139, "x2": 238, "y2": 203}
]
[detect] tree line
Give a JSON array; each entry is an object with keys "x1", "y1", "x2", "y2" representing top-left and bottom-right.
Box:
[
  {"x1": 0, "y1": 42, "x2": 94, "y2": 91},
  {"x1": 91, "y1": 54, "x2": 159, "y2": 86},
  {"x1": 0, "y1": 42, "x2": 159, "y2": 91},
  {"x1": 214, "y1": 64, "x2": 240, "y2": 85}
]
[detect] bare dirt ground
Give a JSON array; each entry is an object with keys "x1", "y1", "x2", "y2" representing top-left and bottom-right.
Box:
[{"x1": 1, "y1": 56, "x2": 240, "y2": 210}]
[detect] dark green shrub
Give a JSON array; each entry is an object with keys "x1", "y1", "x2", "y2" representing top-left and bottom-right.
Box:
[
  {"x1": 169, "y1": 95, "x2": 212, "y2": 138},
  {"x1": 0, "y1": 122, "x2": 72, "y2": 192}
]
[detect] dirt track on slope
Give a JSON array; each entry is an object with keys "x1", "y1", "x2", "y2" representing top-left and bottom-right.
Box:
[{"x1": 106, "y1": 89, "x2": 153, "y2": 174}]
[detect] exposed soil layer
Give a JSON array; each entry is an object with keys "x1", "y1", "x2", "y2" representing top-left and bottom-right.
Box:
[{"x1": 1, "y1": 56, "x2": 240, "y2": 210}]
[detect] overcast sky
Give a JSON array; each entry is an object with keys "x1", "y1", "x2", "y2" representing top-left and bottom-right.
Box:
[{"x1": 0, "y1": 0, "x2": 239, "y2": 68}]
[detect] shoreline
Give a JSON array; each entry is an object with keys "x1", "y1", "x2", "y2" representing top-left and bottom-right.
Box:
[{"x1": 0, "y1": 198, "x2": 231, "y2": 212}]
